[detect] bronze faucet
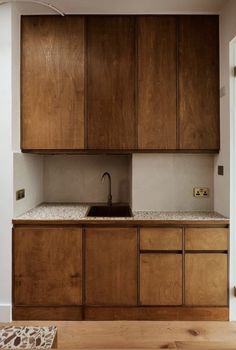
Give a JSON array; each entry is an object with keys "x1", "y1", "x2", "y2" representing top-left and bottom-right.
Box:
[{"x1": 101, "y1": 172, "x2": 112, "y2": 206}]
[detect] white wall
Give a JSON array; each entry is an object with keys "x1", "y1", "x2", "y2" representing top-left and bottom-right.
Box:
[
  {"x1": 44, "y1": 155, "x2": 131, "y2": 203},
  {"x1": 54, "y1": 0, "x2": 226, "y2": 14},
  {"x1": 218, "y1": 0, "x2": 236, "y2": 322},
  {"x1": 11, "y1": 4, "x2": 45, "y2": 219},
  {"x1": 0, "y1": 4, "x2": 14, "y2": 322},
  {"x1": 132, "y1": 154, "x2": 214, "y2": 211},
  {"x1": 14, "y1": 154, "x2": 44, "y2": 217},
  {"x1": 11, "y1": 4, "x2": 21, "y2": 152},
  {"x1": 214, "y1": 0, "x2": 236, "y2": 217}
]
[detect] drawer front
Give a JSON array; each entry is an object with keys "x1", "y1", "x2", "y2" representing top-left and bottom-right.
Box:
[
  {"x1": 185, "y1": 228, "x2": 228, "y2": 251},
  {"x1": 140, "y1": 228, "x2": 182, "y2": 250}
]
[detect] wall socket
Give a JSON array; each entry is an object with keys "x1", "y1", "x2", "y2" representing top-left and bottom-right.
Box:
[
  {"x1": 218, "y1": 165, "x2": 224, "y2": 176},
  {"x1": 16, "y1": 189, "x2": 25, "y2": 201},
  {"x1": 193, "y1": 187, "x2": 209, "y2": 198}
]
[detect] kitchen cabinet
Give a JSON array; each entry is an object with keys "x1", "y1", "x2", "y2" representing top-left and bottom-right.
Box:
[
  {"x1": 178, "y1": 15, "x2": 219, "y2": 150},
  {"x1": 140, "y1": 254, "x2": 182, "y2": 305},
  {"x1": 12, "y1": 222, "x2": 228, "y2": 320},
  {"x1": 85, "y1": 227, "x2": 138, "y2": 305},
  {"x1": 185, "y1": 253, "x2": 228, "y2": 306},
  {"x1": 13, "y1": 227, "x2": 83, "y2": 306},
  {"x1": 21, "y1": 16, "x2": 85, "y2": 150},
  {"x1": 137, "y1": 16, "x2": 177, "y2": 150},
  {"x1": 140, "y1": 227, "x2": 182, "y2": 306},
  {"x1": 21, "y1": 15, "x2": 220, "y2": 153},
  {"x1": 87, "y1": 16, "x2": 136, "y2": 150},
  {"x1": 185, "y1": 227, "x2": 228, "y2": 306}
]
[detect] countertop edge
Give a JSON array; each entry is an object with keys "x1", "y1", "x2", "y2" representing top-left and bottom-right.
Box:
[{"x1": 12, "y1": 218, "x2": 230, "y2": 226}]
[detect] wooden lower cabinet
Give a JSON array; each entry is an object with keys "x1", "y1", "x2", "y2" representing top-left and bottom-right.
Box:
[
  {"x1": 85, "y1": 227, "x2": 138, "y2": 305},
  {"x1": 13, "y1": 224, "x2": 229, "y2": 320},
  {"x1": 13, "y1": 227, "x2": 83, "y2": 306},
  {"x1": 140, "y1": 254, "x2": 182, "y2": 305},
  {"x1": 185, "y1": 253, "x2": 228, "y2": 306}
]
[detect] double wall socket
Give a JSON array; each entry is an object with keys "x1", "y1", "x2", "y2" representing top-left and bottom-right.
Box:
[{"x1": 193, "y1": 187, "x2": 209, "y2": 198}]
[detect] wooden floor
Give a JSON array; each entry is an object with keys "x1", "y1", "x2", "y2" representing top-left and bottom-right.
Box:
[{"x1": 1, "y1": 321, "x2": 236, "y2": 349}]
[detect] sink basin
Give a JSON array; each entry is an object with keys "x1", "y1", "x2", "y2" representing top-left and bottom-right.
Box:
[{"x1": 86, "y1": 205, "x2": 133, "y2": 217}]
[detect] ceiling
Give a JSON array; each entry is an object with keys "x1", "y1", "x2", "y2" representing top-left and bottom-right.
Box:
[{"x1": 9, "y1": 0, "x2": 229, "y2": 15}]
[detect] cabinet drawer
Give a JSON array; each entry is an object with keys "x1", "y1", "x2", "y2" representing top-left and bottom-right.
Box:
[
  {"x1": 185, "y1": 228, "x2": 228, "y2": 251},
  {"x1": 140, "y1": 228, "x2": 182, "y2": 250}
]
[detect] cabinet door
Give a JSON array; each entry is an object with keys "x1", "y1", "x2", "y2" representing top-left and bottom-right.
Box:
[
  {"x1": 185, "y1": 254, "x2": 228, "y2": 306},
  {"x1": 178, "y1": 16, "x2": 219, "y2": 150},
  {"x1": 21, "y1": 16, "x2": 85, "y2": 150},
  {"x1": 85, "y1": 227, "x2": 138, "y2": 305},
  {"x1": 140, "y1": 254, "x2": 182, "y2": 305},
  {"x1": 137, "y1": 16, "x2": 177, "y2": 150},
  {"x1": 87, "y1": 16, "x2": 136, "y2": 150},
  {"x1": 14, "y1": 227, "x2": 83, "y2": 305}
]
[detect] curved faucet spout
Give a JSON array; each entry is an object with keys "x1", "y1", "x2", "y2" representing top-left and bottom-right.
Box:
[{"x1": 101, "y1": 172, "x2": 112, "y2": 206}]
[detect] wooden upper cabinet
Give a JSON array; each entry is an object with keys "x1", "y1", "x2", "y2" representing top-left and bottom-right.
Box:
[
  {"x1": 178, "y1": 16, "x2": 220, "y2": 150},
  {"x1": 21, "y1": 16, "x2": 85, "y2": 150},
  {"x1": 87, "y1": 16, "x2": 136, "y2": 150},
  {"x1": 137, "y1": 16, "x2": 177, "y2": 150},
  {"x1": 13, "y1": 227, "x2": 83, "y2": 306},
  {"x1": 85, "y1": 227, "x2": 138, "y2": 306},
  {"x1": 21, "y1": 15, "x2": 220, "y2": 152}
]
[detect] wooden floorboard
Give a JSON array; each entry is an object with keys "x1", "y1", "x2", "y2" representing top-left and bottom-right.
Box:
[{"x1": 1, "y1": 321, "x2": 236, "y2": 349}]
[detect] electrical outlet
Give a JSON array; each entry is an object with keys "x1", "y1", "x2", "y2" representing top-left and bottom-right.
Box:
[
  {"x1": 193, "y1": 187, "x2": 209, "y2": 198},
  {"x1": 16, "y1": 189, "x2": 25, "y2": 201},
  {"x1": 218, "y1": 165, "x2": 224, "y2": 176}
]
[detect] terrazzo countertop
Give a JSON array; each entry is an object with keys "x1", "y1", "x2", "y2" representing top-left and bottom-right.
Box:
[
  {"x1": 0, "y1": 325, "x2": 57, "y2": 349},
  {"x1": 13, "y1": 203, "x2": 229, "y2": 225}
]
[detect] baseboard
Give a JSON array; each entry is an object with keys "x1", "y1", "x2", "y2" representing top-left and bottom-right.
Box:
[
  {"x1": 0, "y1": 304, "x2": 12, "y2": 322},
  {"x1": 85, "y1": 306, "x2": 229, "y2": 321},
  {"x1": 13, "y1": 306, "x2": 83, "y2": 321}
]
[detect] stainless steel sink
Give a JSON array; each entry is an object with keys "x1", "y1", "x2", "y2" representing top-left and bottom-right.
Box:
[{"x1": 86, "y1": 205, "x2": 133, "y2": 217}]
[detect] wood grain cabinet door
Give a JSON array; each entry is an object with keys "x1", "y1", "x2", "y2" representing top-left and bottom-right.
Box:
[
  {"x1": 178, "y1": 15, "x2": 219, "y2": 150},
  {"x1": 21, "y1": 16, "x2": 85, "y2": 150},
  {"x1": 87, "y1": 16, "x2": 136, "y2": 150},
  {"x1": 137, "y1": 16, "x2": 177, "y2": 150},
  {"x1": 185, "y1": 254, "x2": 228, "y2": 306},
  {"x1": 85, "y1": 227, "x2": 138, "y2": 305},
  {"x1": 13, "y1": 227, "x2": 83, "y2": 306},
  {"x1": 140, "y1": 254, "x2": 182, "y2": 305}
]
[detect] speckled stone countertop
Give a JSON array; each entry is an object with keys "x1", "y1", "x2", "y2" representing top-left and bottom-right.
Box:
[
  {"x1": 0, "y1": 325, "x2": 57, "y2": 349},
  {"x1": 13, "y1": 203, "x2": 229, "y2": 225}
]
